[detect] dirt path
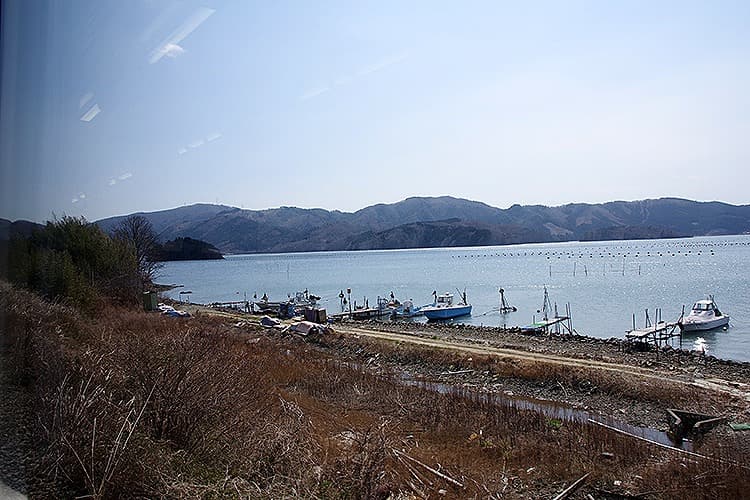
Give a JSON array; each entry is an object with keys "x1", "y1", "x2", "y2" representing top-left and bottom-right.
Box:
[
  {"x1": 179, "y1": 303, "x2": 750, "y2": 408},
  {"x1": 336, "y1": 326, "x2": 750, "y2": 403}
]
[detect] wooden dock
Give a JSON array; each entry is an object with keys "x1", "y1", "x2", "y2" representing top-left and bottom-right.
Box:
[
  {"x1": 521, "y1": 315, "x2": 573, "y2": 335},
  {"x1": 626, "y1": 321, "x2": 681, "y2": 344},
  {"x1": 625, "y1": 308, "x2": 682, "y2": 348},
  {"x1": 521, "y1": 297, "x2": 575, "y2": 335},
  {"x1": 329, "y1": 307, "x2": 393, "y2": 321}
]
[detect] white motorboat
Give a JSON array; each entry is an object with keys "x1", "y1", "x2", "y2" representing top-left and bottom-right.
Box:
[{"x1": 679, "y1": 297, "x2": 729, "y2": 332}]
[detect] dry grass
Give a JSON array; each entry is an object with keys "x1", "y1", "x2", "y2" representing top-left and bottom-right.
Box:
[
  {"x1": 324, "y1": 331, "x2": 725, "y2": 410},
  {"x1": 1, "y1": 281, "x2": 749, "y2": 498}
]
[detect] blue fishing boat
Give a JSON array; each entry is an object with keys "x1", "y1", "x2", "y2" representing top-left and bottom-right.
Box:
[{"x1": 422, "y1": 291, "x2": 472, "y2": 320}]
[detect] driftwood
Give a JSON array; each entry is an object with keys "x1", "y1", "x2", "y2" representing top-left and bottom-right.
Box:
[
  {"x1": 392, "y1": 449, "x2": 464, "y2": 488},
  {"x1": 395, "y1": 453, "x2": 432, "y2": 487},
  {"x1": 552, "y1": 472, "x2": 590, "y2": 500},
  {"x1": 440, "y1": 369, "x2": 474, "y2": 376}
]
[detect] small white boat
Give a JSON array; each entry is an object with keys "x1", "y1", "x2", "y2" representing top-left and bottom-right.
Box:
[
  {"x1": 394, "y1": 298, "x2": 423, "y2": 318},
  {"x1": 679, "y1": 297, "x2": 729, "y2": 332},
  {"x1": 422, "y1": 291, "x2": 472, "y2": 320}
]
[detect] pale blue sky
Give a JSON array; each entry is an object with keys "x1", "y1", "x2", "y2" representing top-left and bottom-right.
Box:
[{"x1": 2, "y1": 0, "x2": 750, "y2": 222}]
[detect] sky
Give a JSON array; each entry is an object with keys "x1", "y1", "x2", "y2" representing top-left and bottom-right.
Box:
[{"x1": 2, "y1": 0, "x2": 750, "y2": 223}]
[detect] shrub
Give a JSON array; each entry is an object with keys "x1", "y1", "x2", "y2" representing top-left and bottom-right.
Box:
[{"x1": 4, "y1": 216, "x2": 140, "y2": 309}]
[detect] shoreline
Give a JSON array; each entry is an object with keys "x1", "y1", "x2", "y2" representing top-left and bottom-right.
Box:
[
  {"x1": 181, "y1": 302, "x2": 750, "y2": 434},
  {"x1": 182, "y1": 300, "x2": 750, "y2": 368}
]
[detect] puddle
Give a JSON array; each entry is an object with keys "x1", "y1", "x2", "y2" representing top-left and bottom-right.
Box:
[
  {"x1": 400, "y1": 376, "x2": 695, "y2": 452},
  {"x1": 340, "y1": 359, "x2": 696, "y2": 451}
]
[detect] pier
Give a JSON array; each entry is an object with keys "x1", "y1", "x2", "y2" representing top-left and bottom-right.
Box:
[
  {"x1": 521, "y1": 288, "x2": 575, "y2": 335},
  {"x1": 329, "y1": 307, "x2": 393, "y2": 321},
  {"x1": 521, "y1": 314, "x2": 574, "y2": 335},
  {"x1": 329, "y1": 295, "x2": 394, "y2": 321},
  {"x1": 625, "y1": 308, "x2": 682, "y2": 349}
]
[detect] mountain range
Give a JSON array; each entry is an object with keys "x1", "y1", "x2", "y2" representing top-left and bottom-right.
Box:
[{"x1": 89, "y1": 197, "x2": 750, "y2": 254}]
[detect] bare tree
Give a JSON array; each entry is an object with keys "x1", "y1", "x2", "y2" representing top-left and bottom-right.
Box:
[{"x1": 113, "y1": 215, "x2": 161, "y2": 287}]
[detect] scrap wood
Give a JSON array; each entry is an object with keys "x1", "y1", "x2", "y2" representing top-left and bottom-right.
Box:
[
  {"x1": 406, "y1": 480, "x2": 427, "y2": 499},
  {"x1": 552, "y1": 472, "x2": 590, "y2": 500},
  {"x1": 395, "y1": 453, "x2": 432, "y2": 486},
  {"x1": 440, "y1": 369, "x2": 474, "y2": 376},
  {"x1": 392, "y1": 449, "x2": 464, "y2": 488}
]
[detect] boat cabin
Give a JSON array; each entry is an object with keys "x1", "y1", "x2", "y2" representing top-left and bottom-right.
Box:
[
  {"x1": 435, "y1": 293, "x2": 454, "y2": 306},
  {"x1": 691, "y1": 300, "x2": 719, "y2": 314}
]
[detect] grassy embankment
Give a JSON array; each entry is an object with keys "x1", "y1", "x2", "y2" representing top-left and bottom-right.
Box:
[{"x1": 2, "y1": 282, "x2": 749, "y2": 498}]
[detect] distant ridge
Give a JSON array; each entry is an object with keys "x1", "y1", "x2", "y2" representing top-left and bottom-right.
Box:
[
  {"x1": 0, "y1": 218, "x2": 44, "y2": 240},
  {"x1": 88, "y1": 196, "x2": 750, "y2": 253}
]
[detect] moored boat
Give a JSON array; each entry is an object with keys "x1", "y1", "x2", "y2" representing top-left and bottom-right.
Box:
[
  {"x1": 679, "y1": 297, "x2": 729, "y2": 332},
  {"x1": 394, "y1": 298, "x2": 423, "y2": 318},
  {"x1": 422, "y1": 291, "x2": 472, "y2": 320}
]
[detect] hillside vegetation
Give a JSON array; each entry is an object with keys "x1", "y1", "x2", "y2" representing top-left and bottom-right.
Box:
[
  {"x1": 154, "y1": 237, "x2": 224, "y2": 261},
  {"x1": 95, "y1": 197, "x2": 750, "y2": 253}
]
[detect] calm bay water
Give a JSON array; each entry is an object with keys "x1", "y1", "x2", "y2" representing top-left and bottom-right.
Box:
[{"x1": 159, "y1": 235, "x2": 750, "y2": 362}]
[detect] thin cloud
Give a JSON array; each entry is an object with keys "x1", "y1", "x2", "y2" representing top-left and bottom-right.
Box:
[
  {"x1": 72, "y1": 197, "x2": 79, "y2": 204},
  {"x1": 109, "y1": 172, "x2": 132, "y2": 186},
  {"x1": 178, "y1": 131, "x2": 222, "y2": 155},
  {"x1": 149, "y1": 7, "x2": 215, "y2": 64},
  {"x1": 80, "y1": 104, "x2": 101, "y2": 122},
  {"x1": 79, "y1": 193, "x2": 86, "y2": 199},
  {"x1": 300, "y1": 86, "x2": 330, "y2": 101},
  {"x1": 162, "y1": 42, "x2": 186, "y2": 59},
  {"x1": 300, "y1": 51, "x2": 409, "y2": 101},
  {"x1": 356, "y1": 52, "x2": 409, "y2": 77},
  {"x1": 334, "y1": 76, "x2": 354, "y2": 87}
]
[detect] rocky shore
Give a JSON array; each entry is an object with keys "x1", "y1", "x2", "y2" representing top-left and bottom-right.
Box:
[
  {"x1": 348, "y1": 319, "x2": 750, "y2": 386},
  {"x1": 312, "y1": 319, "x2": 750, "y2": 442}
]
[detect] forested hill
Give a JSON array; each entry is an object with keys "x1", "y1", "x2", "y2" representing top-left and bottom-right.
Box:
[
  {"x1": 154, "y1": 237, "x2": 224, "y2": 261},
  {"x1": 93, "y1": 197, "x2": 750, "y2": 254}
]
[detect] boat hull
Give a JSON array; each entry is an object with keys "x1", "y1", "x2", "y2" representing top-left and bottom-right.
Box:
[
  {"x1": 680, "y1": 316, "x2": 729, "y2": 332},
  {"x1": 422, "y1": 305, "x2": 472, "y2": 320}
]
